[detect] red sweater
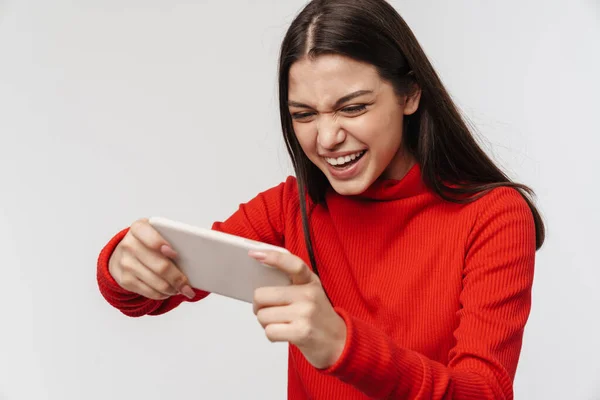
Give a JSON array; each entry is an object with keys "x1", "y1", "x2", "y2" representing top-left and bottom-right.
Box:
[{"x1": 97, "y1": 163, "x2": 536, "y2": 399}]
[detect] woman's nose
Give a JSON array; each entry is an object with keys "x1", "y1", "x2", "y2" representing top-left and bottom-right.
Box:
[{"x1": 317, "y1": 117, "x2": 346, "y2": 149}]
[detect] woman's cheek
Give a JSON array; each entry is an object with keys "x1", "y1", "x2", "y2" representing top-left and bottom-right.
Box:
[{"x1": 294, "y1": 124, "x2": 318, "y2": 151}]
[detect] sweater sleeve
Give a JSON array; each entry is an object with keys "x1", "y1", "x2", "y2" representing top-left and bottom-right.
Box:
[
  {"x1": 321, "y1": 187, "x2": 537, "y2": 400},
  {"x1": 96, "y1": 177, "x2": 294, "y2": 317}
]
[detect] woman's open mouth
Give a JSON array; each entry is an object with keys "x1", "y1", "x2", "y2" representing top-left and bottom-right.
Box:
[
  {"x1": 324, "y1": 150, "x2": 366, "y2": 169},
  {"x1": 323, "y1": 150, "x2": 368, "y2": 180}
]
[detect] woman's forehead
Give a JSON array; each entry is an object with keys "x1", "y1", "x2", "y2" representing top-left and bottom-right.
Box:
[
  {"x1": 288, "y1": 55, "x2": 382, "y2": 102},
  {"x1": 289, "y1": 54, "x2": 379, "y2": 83}
]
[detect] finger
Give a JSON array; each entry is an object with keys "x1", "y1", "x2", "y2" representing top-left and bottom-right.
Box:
[
  {"x1": 256, "y1": 304, "x2": 295, "y2": 327},
  {"x1": 121, "y1": 252, "x2": 178, "y2": 296},
  {"x1": 249, "y1": 250, "x2": 314, "y2": 285},
  {"x1": 128, "y1": 238, "x2": 193, "y2": 298},
  {"x1": 253, "y1": 285, "x2": 315, "y2": 311},
  {"x1": 264, "y1": 323, "x2": 294, "y2": 343},
  {"x1": 129, "y1": 219, "x2": 174, "y2": 253},
  {"x1": 131, "y1": 276, "x2": 170, "y2": 301},
  {"x1": 160, "y1": 244, "x2": 178, "y2": 260}
]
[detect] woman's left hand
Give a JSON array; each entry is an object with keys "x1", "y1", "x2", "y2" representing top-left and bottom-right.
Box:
[{"x1": 249, "y1": 250, "x2": 347, "y2": 369}]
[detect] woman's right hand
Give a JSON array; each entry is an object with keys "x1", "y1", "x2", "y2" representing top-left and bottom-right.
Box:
[{"x1": 108, "y1": 218, "x2": 196, "y2": 300}]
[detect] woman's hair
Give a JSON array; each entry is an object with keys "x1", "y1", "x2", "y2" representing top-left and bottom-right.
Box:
[{"x1": 277, "y1": 0, "x2": 545, "y2": 274}]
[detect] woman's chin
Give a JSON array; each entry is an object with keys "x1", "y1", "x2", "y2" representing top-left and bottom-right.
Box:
[{"x1": 327, "y1": 174, "x2": 372, "y2": 196}]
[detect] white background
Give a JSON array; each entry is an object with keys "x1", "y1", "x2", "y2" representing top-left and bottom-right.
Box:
[{"x1": 1, "y1": 1, "x2": 598, "y2": 399}]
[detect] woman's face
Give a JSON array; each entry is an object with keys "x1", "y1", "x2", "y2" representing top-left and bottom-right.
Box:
[{"x1": 288, "y1": 54, "x2": 421, "y2": 196}]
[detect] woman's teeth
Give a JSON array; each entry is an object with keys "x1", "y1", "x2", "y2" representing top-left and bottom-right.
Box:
[{"x1": 325, "y1": 150, "x2": 365, "y2": 167}]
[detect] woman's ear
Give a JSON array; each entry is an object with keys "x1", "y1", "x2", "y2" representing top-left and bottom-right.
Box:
[{"x1": 403, "y1": 84, "x2": 421, "y2": 116}]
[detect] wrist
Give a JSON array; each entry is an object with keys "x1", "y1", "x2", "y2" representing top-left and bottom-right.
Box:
[
  {"x1": 325, "y1": 312, "x2": 348, "y2": 369},
  {"x1": 107, "y1": 245, "x2": 120, "y2": 280}
]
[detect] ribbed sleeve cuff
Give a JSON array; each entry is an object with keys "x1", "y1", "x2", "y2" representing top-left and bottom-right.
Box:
[
  {"x1": 97, "y1": 228, "x2": 131, "y2": 295},
  {"x1": 321, "y1": 307, "x2": 425, "y2": 399}
]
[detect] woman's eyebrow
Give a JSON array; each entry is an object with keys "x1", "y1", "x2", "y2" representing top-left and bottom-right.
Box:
[{"x1": 288, "y1": 89, "x2": 374, "y2": 109}]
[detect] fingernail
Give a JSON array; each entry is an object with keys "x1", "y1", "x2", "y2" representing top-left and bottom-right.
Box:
[
  {"x1": 181, "y1": 285, "x2": 195, "y2": 299},
  {"x1": 161, "y1": 245, "x2": 178, "y2": 259},
  {"x1": 249, "y1": 251, "x2": 267, "y2": 260}
]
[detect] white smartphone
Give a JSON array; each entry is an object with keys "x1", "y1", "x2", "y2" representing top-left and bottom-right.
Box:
[{"x1": 148, "y1": 216, "x2": 291, "y2": 303}]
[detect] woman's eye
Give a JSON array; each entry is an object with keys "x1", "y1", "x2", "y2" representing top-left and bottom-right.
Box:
[
  {"x1": 291, "y1": 112, "x2": 315, "y2": 121},
  {"x1": 291, "y1": 105, "x2": 367, "y2": 121},
  {"x1": 341, "y1": 104, "x2": 367, "y2": 114}
]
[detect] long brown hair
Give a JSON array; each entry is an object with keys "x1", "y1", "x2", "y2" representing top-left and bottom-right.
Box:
[{"x1": 277, "y1": 0, "x2": 545, "y2": 274}]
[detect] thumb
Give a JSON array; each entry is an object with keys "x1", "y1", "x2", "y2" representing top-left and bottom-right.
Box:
[{"x1": 249, "y1": 250, "x2": 314, "y2": 285}]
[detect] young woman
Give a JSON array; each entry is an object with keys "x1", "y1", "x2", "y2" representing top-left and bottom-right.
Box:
[{"x1": 97, "y1": 0, "x2": 545, "y2": 398}]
